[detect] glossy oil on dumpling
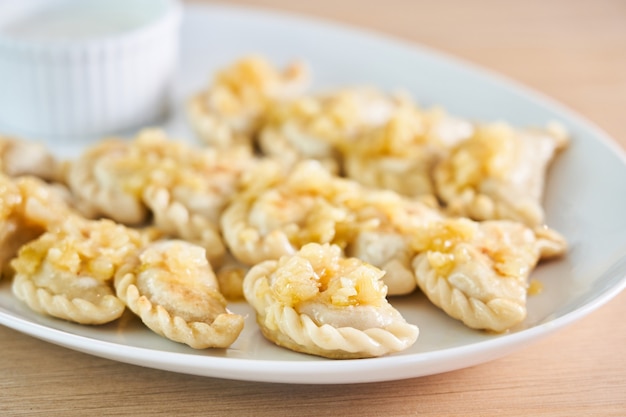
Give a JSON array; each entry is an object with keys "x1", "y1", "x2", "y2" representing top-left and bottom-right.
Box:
[
  {"x1": 258, "y1": 87, "x2": 405, "y2": 172},
  {"x1": 11, "y1": 217, "x2": 148, "y2": 325},
  {"x1": 411, "y1": 218, "x2": 567, "y2": 332},
  {"x1": 65, "y1": 129, "x2": 254, "y2": 265},
  {"x1": 243, "y1": 243, "x2": 419, "y2": 358},
  {"x1": 434, "y1": 122, "x2": 568, "y2": 226},
  {"x1": 0, "y1": 174, "x2": 77, "y2": 278},
  {"x1": 114, "y1": 240, "x2": 244, "y2": 349},
  {"x1": 63, "y1": 137, "x2": 150, "y2": 225},
  {"x1": 221, "y1": 159, "x2": 445, "y2": 295},
  {"x1": 188, "y1": 55, "x2": 310, "y2": 149},
  {"x1": 220, "y1": 160, "x2": 363, "y2": 266},
  {"x1": 136, "y1": 131, "x2": 253, "y2": 265},
  {"x1": 0, "y1": 175, "x2": 25, "y2": 276},
  {"x1": 342, "y1": 102, "x2": 472, "y2": 197},
  {"x1": 345, "y1": 189, "x2": 443, "y2": 295}
]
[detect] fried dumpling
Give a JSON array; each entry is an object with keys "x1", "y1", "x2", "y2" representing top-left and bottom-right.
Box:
[
  {"x1": 220, "y1": 160, "x2": 362, "y2": 266},
  {"x1": 345, "y1": 190, "x2": 443, "y2": 295},
  {"x1": 213, "y1": 252, "x2": 249, "y2": 301},
  {"x1": 0, "y1": 175, "x2": 24, "y2": 276},
  {"x1": 11, "y1": 218, "x2": 147, "y2": 324},
  {"x1": 0, "y1": 135, "x2": 59, "y2": 181},
  {"x1": 434, "y1": 122, "x2": 568, "y2": 226},
  {"x1": 64, "y1": 137, "x2": 149, "y2": 224},
  {"x1": 221, "y1": 159, "x2": 444, "y2": 295},
  {"x1": 142, "y1": 185, "x2": 226, "y2": 266},
  {"x1": 115, "y1": 240, "x2": 244, "y2": 349},
  {"x1": 65, "y1": 129, "x2": 252, "y2": 265},
  {"x1": 136, "y1": 137, "x2": 252, "y2": 265},
  {"x1": 343, "y1": 103, "x2": 472, "y2": 197},
  {"x1": 0, "y1": 175, "x2": 77, "y2": 278},
  {"x1": 411, "y1": 218, "x2": 567, "y2": 332},
  {"x1": 188, "y1": 55, "x2": 309, "y2": 149},
  {"x1": 243, "y1": 243, "x2": 419, "y2": 358},
  {"x1": 258, "y1": 87, "x2": 406, "y2": 172}
]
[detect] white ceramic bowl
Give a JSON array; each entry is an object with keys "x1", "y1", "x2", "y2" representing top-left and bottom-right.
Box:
[{"x1": 0, "y1": 0, "x2": 181, "y2": 143}]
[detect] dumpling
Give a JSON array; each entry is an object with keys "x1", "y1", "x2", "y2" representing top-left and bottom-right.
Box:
[
  {"x1": 65, "y1": 129, "x2": 253, "y2": 265},
  {"x1": 11, "y1": 217, "x2": 147, "y2": 325},
  {"x1": 0, "y1": 175, "x2": 25, "y2": 276},
  {"x1": 220, "y1": 160, "x2": 363, "y2": 266},
  {"x1": 411, "y1": 218, "x2": 567, "y2": 332},
  {"x1": 243, "y1": 242, "x2": 419, "y2": 358},
  {"x1": 137, "y1": 132, "x2": 253, "y2": 224},
  {"x1": 433, "y1": 122, "x2": 568, "y2": 226},
  {"x1": 258, "y1": 87, "x2": 406, "y2": 172},
  {"x1": 63, "y1": 137, "x2": 150, "y2": 225},
  {"x1": 0, "y1": 135, "x2": 59, "y2": 181},
  {"x1": 345, "y1": 190, "x2": 443, "y2": 295},
  {"x1": 221, "y1": 159, "x2": 444, "y2": 295},
  {"x1": 0, "y1": 174, "x2": 77, "y2": 278},
  {"x1": 213, "y1": 252, "x2": 249, "y2": 301},
  {"x1": 114, "y1": 240, "x2": 244, "y2": 349},
  {"x1": 188, "y1": 55, "x2": 310, "y2": 149},
  {"x1": 343, "y1": 103, "x2": 473, "y2": 197},
  {"x1": 137, "y1": 137, "x2": 253, "y2": 265},
  {"x1": 142, "y1": 185, "x2": 226, "y2": 266}
]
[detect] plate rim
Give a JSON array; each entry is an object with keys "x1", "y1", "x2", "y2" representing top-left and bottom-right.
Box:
[{"x1": 2, "y1": 267, "x2": 625, "y2": 384}]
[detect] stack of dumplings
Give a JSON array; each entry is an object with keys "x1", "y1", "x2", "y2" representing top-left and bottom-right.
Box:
[{"x1": 0, "y1": 55, "x2": 568, "y2": 359}]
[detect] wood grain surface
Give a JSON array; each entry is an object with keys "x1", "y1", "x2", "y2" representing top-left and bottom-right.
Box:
[{"x1": 2, "y1": 1, "x2": 625, "y2": 416}]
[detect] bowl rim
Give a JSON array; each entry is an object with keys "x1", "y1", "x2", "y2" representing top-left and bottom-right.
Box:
[{"x1": 0, "y1": 0, "x2": 182, "y2": 49}]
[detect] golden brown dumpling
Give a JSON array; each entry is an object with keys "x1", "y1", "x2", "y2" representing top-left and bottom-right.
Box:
[
  {"x1": 0, "y1": 175, "x2": 24, "y2": 276},
  {"x1": 258, "y1": 87, "x2": 407, "y2": 172},
  {"x1": 220, "y1": 160, "x2": 363, "y2": 266},
  {"x1": 64, "y1": 137, "x2": 150, "y2": 224},
  {"x1": 188, "y1": 55, "x2": 309, "y2": 149},
  {"x1": 411, "y1": 218, "x2": 567, "y2": 332},
  {"x1": 0, "y1": 174, "x2": 77, "y2": 278},
  {"x1": 221, "y1": 159, "x2": 444, "y2": 295},
  {"x1": 345, "y1": 190, "x2": 443, "y2": 295},
  {"x1": 434, "y1": 122, "x2": 568, "y2": 226},
  {"x1": 141, "y1": 185, "x2": 226, "y2": 266},
  {"x1": 138, "y1": 139, "x2": 253, "y2": 265},
  {"x1": 243, "y1": 243, "x2": 419, "y2": 358},
  {"x1": 11, "y1": 217, "x2": 147, "y2": 324},
  {"x1": 65, "y1": 129, "x2": 253, "y2": 265},
  {"x1": 115, "y1": 240, "x2": 244, "y2": 349},
  {"x1": 0, "y1": 135, "x2": 59, "y2": 181},
  {"x1": 342, "y1": 103, "x2": 472, "y2": 197}
]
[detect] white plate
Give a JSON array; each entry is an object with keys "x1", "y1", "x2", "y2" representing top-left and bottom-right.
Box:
[{"x1": 1, "y1": 4, "x2": 626, "y2": 384}]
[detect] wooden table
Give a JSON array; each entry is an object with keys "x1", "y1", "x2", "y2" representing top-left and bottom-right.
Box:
[{"x1": 2, "y1": 1, "x2": 625, "y2": 415}]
